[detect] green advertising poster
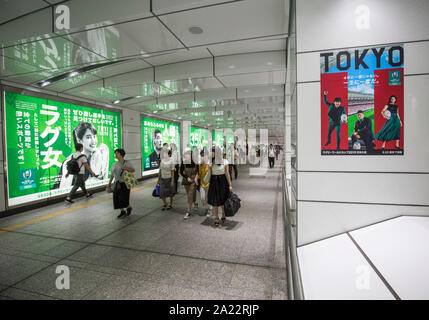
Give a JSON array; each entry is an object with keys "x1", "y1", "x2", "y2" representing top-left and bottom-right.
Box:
[
  {"x1": 213, "y1": 130, "x2": 225, "y2": 148},
  {"x1": 4, "y1": 91, "x2": 122, "y2": 207},
  {"x1": 141, "y1": 118, "x2": 180, "y2": 175},
  {"x1": 189, "y1": 126, "x2": 209, "y2": 150},
  {"x1": 226, "y1": 133, "x2": 235, "y2": 147}
]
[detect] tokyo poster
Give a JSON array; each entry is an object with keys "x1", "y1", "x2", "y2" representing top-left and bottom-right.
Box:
[{"x1": 320, "y1": 44, "x2": 404, "y2": 155}]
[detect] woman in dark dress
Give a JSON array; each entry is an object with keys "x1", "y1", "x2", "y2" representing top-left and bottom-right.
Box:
[
  {"x1": 374, "y1": 95, "x2": 402, "y2": 150},
  {"x1": 207, "y1": 146, "x2": 233, "y2": 227}
]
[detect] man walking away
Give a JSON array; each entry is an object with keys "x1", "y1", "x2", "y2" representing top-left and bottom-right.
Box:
[
  {"x1": 65, "y1": 143, "x2": 97, "y2": 203},
  {"x1": 268, "y1": 144, "x2": 275, "y2": 168}
]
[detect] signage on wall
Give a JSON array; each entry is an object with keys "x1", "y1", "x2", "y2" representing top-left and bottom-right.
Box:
[
  {"x1": 141, "y1": 118, "x2": 180, "y2": 175},
  {"x1": 320, "y1": 44, "x2": 404, "y2": 155},
  {"x1": 4, "y1": 91, "x2": 122, "y2": 207}
]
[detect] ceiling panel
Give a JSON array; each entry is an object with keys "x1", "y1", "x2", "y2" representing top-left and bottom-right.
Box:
[
  {"x1": 104, "y1": 67, "x2": 153, "y2": 87},
  {"x1": 65, "y1": 17, "x2": 185, "y2": 61},
  {"x1": 159, "y1": 0, "x2": 288, "y2": 47},
  {"x1": 0, "y1": 0, "x2": 47, "y2": 24},
  {"x1": 145, "y1": 47, "x2": 211, "y2": 66},
  {"x1": 0, "y1": 7, "x2": 52, "y2": 45},
  {"x1": 91, "y1": 59, "x2": 150, "y2": 78},
  {"x1": 208, "y1": 37, "x2": 286, "y2": 56},
  {"x1": 155, "y1": 58, "x2": 212, "y2": 81},
  {"x1": 237, "y1": 84, "x2": 284, "y2": 98},
  {"x1": 195, "y1": 87, "x2": 236, "y2": 101},
  {"x1": 0, "y1": 54, "x2": 42, "y2": 78},
  {"x1": 157, "y1": 76, "x2": 222, "y2": 94},
  {"x1": 215, "y1": 51, "x2": 285, "y2": 76},
  {"x1": 218, "y1": 70, "x2": 286, "y2": 87},
  {"x1": 1, "y1": 35, "x2": 108, "y2": 73},
  {"x1": 153, "y1": 0, "x2": 243, "y2": 15},
  {"x1": 44, "y1": 74, "x2": 102, "y2": 92}
]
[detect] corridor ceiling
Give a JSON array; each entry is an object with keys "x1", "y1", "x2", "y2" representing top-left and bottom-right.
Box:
[{"x1": 0, "y1": 0, "x2": 289, "y2": 139}]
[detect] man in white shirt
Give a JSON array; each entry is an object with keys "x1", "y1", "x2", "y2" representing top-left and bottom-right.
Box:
[
  {"x1": 227, "y1": 143, "x2": 239, "y2": 180},
  {"x1": 65, "y1": 143, "x2": 97, "y2": 203},
  {"x1": 268, "y1": 144, "x2": 275, "y2": 168}
]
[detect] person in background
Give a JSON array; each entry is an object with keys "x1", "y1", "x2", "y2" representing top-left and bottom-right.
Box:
[
  {"x1": 227, "y1": 144, "x2": 239, "y2": 180},
  {"x1": 196, "y1": 149, "x2": 213, "y2": 217},
  {"x1": 268, "y1": 144, "x2": 275, "y2": 168},
  {"x1": 157, "y1": 149, "x2": 175, "y2": 210},
  {"x1": 65, "y1": 143, "x2": 97, "y2": 203},
  {"x1": 106, "y1": 148, "x2": 135, "y2": 219},
  {"x1": 180, "y1": 148, "x2": 199, "y2": 219},
  {"x1": 275, "y1": 145, "x2": 280, "y2": 160},
  {"x1": 170, "y1": 143, "x2": 180, "y2": 194},
  {"x1": 207, "y1": 146, "x2": 233, "y2": 227}
]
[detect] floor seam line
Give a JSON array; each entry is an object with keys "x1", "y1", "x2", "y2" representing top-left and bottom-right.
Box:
[{"x1": 346, "y1": 232, "x2": 401, "y2": 300}]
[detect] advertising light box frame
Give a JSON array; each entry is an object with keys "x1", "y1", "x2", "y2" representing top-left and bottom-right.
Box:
[{"x1": 1, "y1": 86, "x2": 123, "y2": 210}]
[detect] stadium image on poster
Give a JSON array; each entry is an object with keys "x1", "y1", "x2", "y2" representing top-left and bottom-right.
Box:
[
  {"x1": 320, "y1": 44, "x2": 404, "y2": 155},
  {"x1": 189, "y1": 126, "x2": 209, "y2": 150},
  {"x1": 4, "y1": 91, "x2": 121, "y2": 207},
  {"x1": 141, "y1": 118, "x2": 180, "y2": 175}
]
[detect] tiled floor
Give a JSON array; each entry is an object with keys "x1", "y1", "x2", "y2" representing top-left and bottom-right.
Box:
[
  {"x1": 298, "y1": 216, "x2": 429, "y2": 300},
  {"x1": 0, "y1": 162, "x2": 286, "y2": 300}
]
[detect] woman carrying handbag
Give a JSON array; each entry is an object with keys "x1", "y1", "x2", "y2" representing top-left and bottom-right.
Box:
[{"x1": 106, "y1": 148, "x2": 136, "y2": 219}]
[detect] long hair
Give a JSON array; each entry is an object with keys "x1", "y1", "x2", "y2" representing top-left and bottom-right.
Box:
[{"x1": 388, "y1": 95, "x2": 398, "y2": 105}]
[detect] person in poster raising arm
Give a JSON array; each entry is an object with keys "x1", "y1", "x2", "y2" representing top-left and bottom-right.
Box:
[{"x1": 323, "y1": 90, "x2": 347, "y2": 150}]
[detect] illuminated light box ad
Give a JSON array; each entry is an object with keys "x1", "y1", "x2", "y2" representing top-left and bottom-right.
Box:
[
  {"x1": 189, "y1": 126, "x2": 209, "y2": 150},
  {"x1": 213, "y1": 130, "x2": 225, "y2": 148},
  {"x1": 320, "y1": 44, "x2": 404, "y2": 156},
  {"x1": 4, "y1": 91, "x2": 122, "y2": 207},
  {"x1": 141, "y1": 118, "x2": 180, "y2": 175}
]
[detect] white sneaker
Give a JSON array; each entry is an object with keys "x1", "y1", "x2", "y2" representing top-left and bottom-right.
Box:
[
  {"x1": 206, "y1": 210, "x2": 213, "y2": 217},
  {"x1": 184, "y1": 212, "x2": 191, "y2": 219}
]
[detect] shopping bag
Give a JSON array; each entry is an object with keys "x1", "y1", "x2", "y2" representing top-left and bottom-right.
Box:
[{"x1": 224, "y1": 192, "x2": 241, "y2": 217}]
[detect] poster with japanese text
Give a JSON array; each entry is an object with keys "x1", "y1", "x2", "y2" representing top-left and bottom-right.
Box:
[
  {"x1": 213, "y1": 130, "x2": 225, "y2": 149},
  {"x1": 320, "y1": 44, "x2": 404, "y2": 155},
  {"x1": 141, "y1": 118, "x2": 180, "y2": 175},
  {"x1": 189, "y1": 126, "x2": 209, "y2": 150},
  {"x1": 4, "y1": 91, "x2": 122, "y2": 206}
]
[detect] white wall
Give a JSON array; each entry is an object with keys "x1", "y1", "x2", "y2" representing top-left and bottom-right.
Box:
[
  {"x1": 122, "y1": 109, "x2": 142, "y2": 179},
  {"x1": 295, "y1": 0, "x2": 429, "y2": 246}
]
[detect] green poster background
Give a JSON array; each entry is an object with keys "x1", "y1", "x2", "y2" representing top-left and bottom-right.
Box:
[
  {"x1": 4, "y1": 91, "x2": 122, "y2": 207},
  {"x1": 213, "y1": 130, "x2": 225, "y2": 148},
  {"x1": 141, "y1": 118, "x2": 180, "y2": 174},
  {"x1": 189, "y1": 126, "x2": 209, "y2": 150},
  {"x1": 226, "y1": 133, "x2": 235, "y2": 147}
]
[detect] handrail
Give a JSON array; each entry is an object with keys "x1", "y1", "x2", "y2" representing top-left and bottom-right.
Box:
[{"x1": 282, "y1": 161, "x2": 304, "y2": 300}]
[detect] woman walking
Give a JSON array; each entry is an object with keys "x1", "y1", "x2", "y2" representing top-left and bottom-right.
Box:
[
  {"x1": 106, "y1": 148, "x2": 135, "y2": 219},
  {"x1": 171, "y1": 143, "x2": 180, "y2": 194},
  {"x1": 180, "y1": 148, "x2": 199, "y2": 219},
  {"x1": 196, "y1": 149, "x2": 213, "y2": 217},
  {"x1": 374, "y1": 95, "x2": 402, "y2": 150},
  {"x1": 157, "y1": 149, "x2": 175, "y2": 210},
  {"x1": 207, "y1": 146, "x2": 233, "y2": 227}
]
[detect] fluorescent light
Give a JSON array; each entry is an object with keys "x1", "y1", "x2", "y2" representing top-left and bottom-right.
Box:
[
  {"x1": 228, "y1": 65, "x2": 235, "y2": 69},
  {"x1": 69, "y1": 71, "x2": 80, "y2": 77},
  {"x1": 135, "y1": 95, "x2": 142, "y2": 98},
  {"x1": 40, "y1": 81, "x2": 51, "y2": 87},
  {"x1": 113, "y1": 100, "x2": 120, "y2": 104}
]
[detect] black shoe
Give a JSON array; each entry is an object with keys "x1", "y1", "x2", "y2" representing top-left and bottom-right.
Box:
[
  {"x1": 126, "y1": 207, "x2": 132, "y2": 216},
  {"x1": 396, "y1": 146, "x2": 401, "y2": 150},
  {"x1": 324, "y1": 142, "x2": 330, "y2": 146},
  {"x1": 65, "y1": 198, "x2": 74, "y2": 204},
  {"x1": 117, "y1": 211, "x2": 126, "y2": 219},
  {"x1": 86, "y1": 193, "x2": 93, "y2": 198}
]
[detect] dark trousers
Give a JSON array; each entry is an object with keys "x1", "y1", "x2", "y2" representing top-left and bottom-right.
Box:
[
  {"x1": 174, "y1": 164, "x2": 180, "y2": 192},
  {"x1": 229, "y1": 164, "x2": 238, "y2": 180},
  {"x1": 326, "y1": 123, "x2": 341, "y2": 149},
  {"x1": 68, "y1": 174, "x2": 87, "y2": 199},
  {"x1": 269, "y1": 157, "x2": 275, "y2": 168}
]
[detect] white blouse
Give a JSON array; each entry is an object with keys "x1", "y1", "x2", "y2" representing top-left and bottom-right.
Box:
[{"x1": 211, "y1": 159, "x2": 229, "y2": 175}]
